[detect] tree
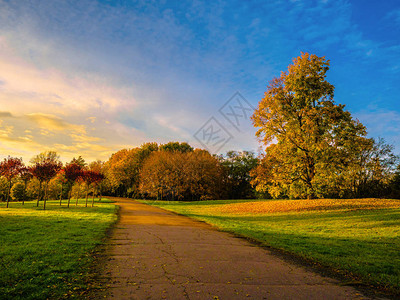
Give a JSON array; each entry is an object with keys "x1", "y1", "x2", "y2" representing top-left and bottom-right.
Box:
[
  {"x1": 252, "y1": 53, "x2": 367, "y2": 199},
  {"x1": 70, "y1": 156, "x2": 86, "y2": 168},
  {"x1": 139, "y1": 151, "x2": 179, "y2": 200},
  {"x1": 186, "y1": 149, "x2": 225, "y2": 200},
  {"x1": 105, "y1": 148, "x2": 139, "y2": 197},
  {"x1": 0, "y1": 156, "x2": 24, "y2": 208},
  {"x1": 0, "y1": 177, "x2": 9, "y2": 201},
  {"x1": 139, "y1": 149, "x2": 224, "y2": 200},
  {"x1": 105, "y1": 142, "x2": 159, "y2": 197},
  {"x1": 71, "y1": 156, "x2": 87, "y2": 206},
  {"x1": 81, "y1": 170, "x2": 104, "y2": 207},
  {"x1": 391, "y1": 163, "x2": 400, "y2": 198},
  {"x1": 220, "y1": 151, "x2": 258, "y2": 199},
  {"x1": 63, "y1": 161, "x2": 84, "y2": 207},
  {"x1": 91, "y1": 172, "x2": 104, "y2": 207},
  {"x1": 30, "y1": 151, "x2": 60, "y2": 164},
  {"x1": 19, "y1": 167, "x2": 33, "y2": 205},
  {"x1": 89, "y1": 160, "x2": 106, "y2": 202},
  {"x1": 341, "y1": 137, "x2": 398, "y2": 198},
  {"x1": 54, "y1": 169, "x2": 68, "y2": 205},
  {"x1": 31, "y1": 152, "x2": 62, "y2": 210},
  {"x1": 25, "y1": 178, "x2": 40, "y2": 200},
  {"x1": 139, "y1": 151, "x2": 171, "y2": 199},
  {"x1": 160, "y1": 142, "x2": 193, "y2": 153}
]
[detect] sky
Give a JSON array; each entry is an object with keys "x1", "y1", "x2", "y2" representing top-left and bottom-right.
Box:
[{"x1": 0, "y1": 0, "x2": 399, "y2": 163}]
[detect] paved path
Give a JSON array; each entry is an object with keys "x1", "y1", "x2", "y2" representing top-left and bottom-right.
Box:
[{"x1": 97, "y1": 198, "x2": 375, "y2": 299}]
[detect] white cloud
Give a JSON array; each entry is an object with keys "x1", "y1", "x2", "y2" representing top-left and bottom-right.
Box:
[{"x1": 0, "y1": 0, "x2": 399, "y2": 161}]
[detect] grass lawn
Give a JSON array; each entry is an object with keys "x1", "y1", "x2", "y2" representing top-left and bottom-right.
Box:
[
  {"x1": 0, "y1": 198, "x2": 118, "y2": 299},
  {"x1": 144, "y1": 198, "x2": 400, "y2": 295}
]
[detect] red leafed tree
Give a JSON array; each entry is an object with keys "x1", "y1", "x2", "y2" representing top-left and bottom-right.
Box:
[
  {"x1": 0, "y1": 156, "x2": 24, "y2": 208},
  {"x1": 81, "y1": 170, "x2": 103, "y2": 207},
  {"x1": 91, "y1": 172, "x2": 105, "y2": 207},
  {"x1": 19, "y1": 166, "x2": 33, "y2": 205},
  {"x1": 63, "y1": 162, "x2": 83, "y2": 208},
  {"x1": 31, "y1": 160, "x2": 62, "y2": 210}
]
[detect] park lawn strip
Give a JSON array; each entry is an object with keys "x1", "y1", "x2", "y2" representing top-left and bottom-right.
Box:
[
  {"x1": 0, "y1": 199, "x2": 118, "y2": 299},
  {"x1": 144, "y1": 199, "x2": 400, "y2": 294}
]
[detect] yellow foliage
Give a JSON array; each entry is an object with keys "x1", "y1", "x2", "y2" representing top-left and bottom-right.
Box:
[{"x1": 202, "y1": 198, "x2": 400, "y2": 216}]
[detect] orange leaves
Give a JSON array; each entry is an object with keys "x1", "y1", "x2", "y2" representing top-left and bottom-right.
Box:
[
  {"x1": 139, "y1": 149, "x2": 223, "y2": 200},
  {"x1": 206, "y1": 198, "x2": 400, "y2": 216},
  {"x1": 105, "y1": 148, "x2": 140, "y2": 188}
]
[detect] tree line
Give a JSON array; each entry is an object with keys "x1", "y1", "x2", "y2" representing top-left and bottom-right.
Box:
[
  {"x1": 0, "y1": 152, "x2": 104, "y2": 209},
  {"x1": 1, "y1": 138, "x2": 399, "y2": 206},
  {"x1": 0, "y1": 143, "x2": 259, "y2": 207},
  {"x1": 104, "y1": 142, "x2": 258, "y2": 200}
]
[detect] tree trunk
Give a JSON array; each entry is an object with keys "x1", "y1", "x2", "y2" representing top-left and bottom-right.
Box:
[
  {"x1": 304, "y1": 153, "x2": 316, "y2": 199},
  {"x1": 306, "y1": 181, "x2": 316, "y2": 199},
  {"x1": 37, "y1": 181, "x2": 42, "y2": 207},
  {"x1": 59, "y1": 183, "x2": 63, "y2": 206},
  {"x1": 91, "y1": 187, "x2": 95, "y2": 207},
  {"x1": 76, "y1": 188, "x2": 80, "y2": 206},
  {"x1": 6, "y1": 180, "x2": 12, "y2": 208},
  {"x1": 43, "y1": 182, "x2": 49, "y2": 210},
  {"x1": 67, "y1": 188, "x2": 72, "y2": 208},
  {"x1": 85, "y1": 185, "x2": 89, "y2": 207},
  {"x1": 23, "y1": 181, "x2": 28, "y2": 205}
]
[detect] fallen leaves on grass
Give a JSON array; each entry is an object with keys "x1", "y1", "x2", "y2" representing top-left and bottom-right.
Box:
[{"x1": 205, "y1": 198, "x2": 400, "y2": 215}]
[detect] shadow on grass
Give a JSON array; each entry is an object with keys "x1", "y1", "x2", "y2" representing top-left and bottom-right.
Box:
[
  {"x1": 184, "y1": 208, "x2": 400, "y2": 222},
  {"x1": 166, "y1": 209, "x2": 400, "y2": 295}
]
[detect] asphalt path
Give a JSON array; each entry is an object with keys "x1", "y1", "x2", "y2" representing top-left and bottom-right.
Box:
[{"x1": 96, "y1": 198, "x2": 377, "y2": 300}]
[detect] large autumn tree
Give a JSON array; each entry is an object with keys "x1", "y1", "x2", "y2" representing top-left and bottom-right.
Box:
[
  {"x1": 139, "y1": 149, "x2": 223, "y2": 200},
  {"x1": 252, "y1": 53, "x2": 367, "y2": 199},
  {"x1": 105, "y1": 142, "x2": 158, "y2": 197}
]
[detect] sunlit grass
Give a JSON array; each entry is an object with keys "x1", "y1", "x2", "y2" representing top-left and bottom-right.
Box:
[
  {"x1": 0, "y1": 199, "x2": 117, "y2": 299},
  {"x1": 146, "y1": 198, "x2": 400, "y2": 294}
]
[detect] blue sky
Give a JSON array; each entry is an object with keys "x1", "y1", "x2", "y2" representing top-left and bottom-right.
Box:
[{"x1": 0, "y1": 0, "x2": 399, "y2": 162}]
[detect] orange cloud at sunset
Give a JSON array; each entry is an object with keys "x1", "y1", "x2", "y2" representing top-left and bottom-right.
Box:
[{"x1": 0, "y1": 38, "x2": 140, "y2": 162}]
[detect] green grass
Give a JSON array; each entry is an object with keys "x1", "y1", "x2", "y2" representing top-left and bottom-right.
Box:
[
  {"x1": 144, "y1": 199, "x2": 400, "y2": 294},
  {"x1": 0, "y1": 199, "x2": 118, "y2": 299}
]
